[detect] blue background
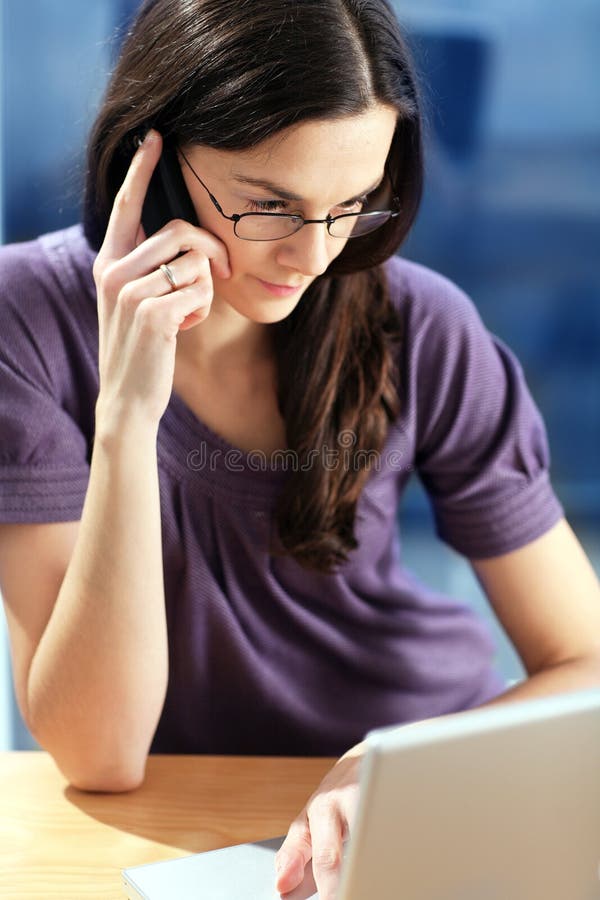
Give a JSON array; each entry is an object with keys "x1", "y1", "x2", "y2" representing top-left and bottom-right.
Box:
[{"x1": 1, "y1": 0, "x2": 598, "y2": 749}]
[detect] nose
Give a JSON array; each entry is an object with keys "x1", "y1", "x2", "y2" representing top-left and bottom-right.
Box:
[{"x1": 275, "y1": 222, "x2": 335, "y2": 278}]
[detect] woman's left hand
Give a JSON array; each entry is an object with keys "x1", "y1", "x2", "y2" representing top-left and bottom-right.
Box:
[{"x1": 275, "y1": 742, "x2": 366, "y2": 899}]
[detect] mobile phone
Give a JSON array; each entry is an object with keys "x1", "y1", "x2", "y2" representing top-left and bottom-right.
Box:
[{"x1": 140, "y1": 138, "x2": 199, "y2": 237}]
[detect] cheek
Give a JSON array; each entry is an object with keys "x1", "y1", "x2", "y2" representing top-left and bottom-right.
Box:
[
  {"x1": 218, "y1": 236, "x2": 271, "y2": 281},
  {"x1": 191, "y1": 201, "x2": 249, "y2": 278},
  {"x1": 328, "y1": 238, "x2": 350, "y2": 264}
]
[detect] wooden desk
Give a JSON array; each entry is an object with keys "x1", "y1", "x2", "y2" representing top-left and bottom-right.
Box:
[{"x1": 0, "y1": 751, "x2": 334, "y2": 899}]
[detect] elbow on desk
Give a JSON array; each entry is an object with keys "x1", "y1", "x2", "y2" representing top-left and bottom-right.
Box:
[
  {"x1": 68, "y1": 768, "x2": 146, "y2": 794},
  {"x1": 25, "y1": 705, "x2": 154, "y2": 793},
  {"x1": 28, "y1": 723, "x2": 148, "y2": 793},
  {"x1": 63, "y1": 756, "x2": 147, "y2": 793}
]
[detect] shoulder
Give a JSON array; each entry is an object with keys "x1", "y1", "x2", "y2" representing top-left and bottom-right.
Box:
[
  {"x1": 0, "y1": 224, "x2": 96, "y2": 315},
  {"x1": 0, "y1": 225, "x2": 98, "y2": 392},
  {"x1": 381, "y1": 254, "x2": 501, "y2": 380},
  {"x1": 383, "y1": 253, "x2": 480, "y2": 335}
]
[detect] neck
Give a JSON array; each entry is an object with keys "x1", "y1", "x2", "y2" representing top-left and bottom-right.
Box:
[{"x1": 176, "y1": 295, "x2": 275, "y2": 372}]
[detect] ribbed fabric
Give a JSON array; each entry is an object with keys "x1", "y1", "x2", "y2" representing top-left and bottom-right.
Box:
[{"x1": 0, "y1": 226, "x2": 563, "y2": 756}]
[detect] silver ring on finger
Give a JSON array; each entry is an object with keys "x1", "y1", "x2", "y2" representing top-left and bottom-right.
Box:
[{"x1": 159, "y1": 263, "x2": 178, "y2": 292}]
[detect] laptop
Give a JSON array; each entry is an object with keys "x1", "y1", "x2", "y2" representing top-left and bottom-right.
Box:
[{"x1": 122, "y1": 688, "x2": 600, "y2": 899}]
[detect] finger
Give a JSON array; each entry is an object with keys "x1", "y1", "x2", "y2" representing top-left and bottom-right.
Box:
[
  {"x1": 138, "y1": 284, "x2": 213, "y2": 330},
  {"x1": 158, "y1": 284, "x2": 213, "y2": 330},
  {"x1": 279, "y1": 861, "x2": 318, "y2": 900},
  {"x1": 138, "y1": 249, "x2": 213, "y2": 302},
  {"x1": 102, "y1": 129, "x2": 163, "y2": 260},
  {"x1": 178, "y1": 310, "x2": 207, "y2": 331},
  {"x1": 112, "y1": 218, "x2": 232, "y2": 284},
  {"x1": 275, "y1": 815, "x2": 313, "y2": 895},
  {"x1": 305, "y1": 801, "x2": 345, "y2": 900},
  {"x1": 133, "y1": 283, "x2": 213, "y2": 338}
]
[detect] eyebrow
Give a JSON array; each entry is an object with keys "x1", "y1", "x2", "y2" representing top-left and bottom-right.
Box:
[{"x1": 230, "y1": 172, "x2": 385, "y2": 204}]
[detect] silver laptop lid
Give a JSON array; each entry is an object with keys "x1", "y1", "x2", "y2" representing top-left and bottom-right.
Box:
[{"x1": 338, "y1": 688, "x2": 600, "y2": 900}]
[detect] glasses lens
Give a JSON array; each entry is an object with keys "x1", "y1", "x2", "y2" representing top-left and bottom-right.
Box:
[
  {"x1": 329, "y1": 211, "x2": 393, "y2": 239},
  {"x1": 235, "y1": 214, "x2": 303, "y2": 241}
]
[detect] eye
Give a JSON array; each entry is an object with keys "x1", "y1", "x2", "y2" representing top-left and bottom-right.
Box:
[
  {"x1": 246, "y1": 198, "x2": 288, "y2": 212},
  {"x1": 335, "y1": 194, "x2": 368, "y2": 214}
]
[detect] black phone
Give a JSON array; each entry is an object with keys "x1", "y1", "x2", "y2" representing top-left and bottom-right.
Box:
[{"x1": 140, "y1": 138, "x2": 199, "y2": 237}]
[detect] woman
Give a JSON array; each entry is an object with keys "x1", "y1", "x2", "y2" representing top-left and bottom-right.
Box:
[{"x1": 0, "y1": 1, "x2": 599, "y2": 897}]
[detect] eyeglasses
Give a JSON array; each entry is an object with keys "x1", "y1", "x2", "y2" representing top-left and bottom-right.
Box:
[{"x1": 178, "y1": 148, "x2": 401, "y2": 242}]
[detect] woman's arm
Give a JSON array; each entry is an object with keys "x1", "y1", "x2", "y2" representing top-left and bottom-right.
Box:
[
  {"x1": 0, "y1": 416, "x2": 169, "y2": 793},
  {"x1": 275, "y1": 517, "x2": 600, "y2": 899},
  {"x1": 470, "y1": 516, "x2": 600, "y2": 702},
  {"x1": 1, "y1": 132, "x2": 230, "y2": 793}
]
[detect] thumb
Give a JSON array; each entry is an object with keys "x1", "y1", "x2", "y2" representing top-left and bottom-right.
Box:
[
  {"x1": 275, "y1": 824, "x2": 313, "y2": 894},
  {"x1": 275, "y1": 848, "x2": 308, "y2": 894}
]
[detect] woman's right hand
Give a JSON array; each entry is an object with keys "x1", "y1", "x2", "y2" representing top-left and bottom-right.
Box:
[{"x1": 92, "y1": 129, "x2": 231, "y2": 430}]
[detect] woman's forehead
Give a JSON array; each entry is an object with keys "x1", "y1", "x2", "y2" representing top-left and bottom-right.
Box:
[
  {"x1": 246, "y1": 106, "x2": 397, "y2": 159},
  {"x1": 186, "y1": 105, "x2": 397, "y2": 196}
]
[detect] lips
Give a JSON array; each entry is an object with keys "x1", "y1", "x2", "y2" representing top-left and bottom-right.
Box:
[{"x1": 255, "y1": 277, "x2": 304, "y2": 297}]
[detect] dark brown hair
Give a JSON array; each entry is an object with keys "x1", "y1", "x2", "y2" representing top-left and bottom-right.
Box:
[{"x1": 84, "y1": 0, "x2": 423, "y2": 573}]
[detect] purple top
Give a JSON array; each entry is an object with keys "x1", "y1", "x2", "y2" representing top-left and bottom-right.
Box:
[{"x1": 0, "y1": 226, "x2": 563, "y2": 755}]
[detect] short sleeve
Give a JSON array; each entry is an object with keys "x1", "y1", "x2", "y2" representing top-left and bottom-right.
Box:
[
  {"x1": 403, "y1": 265, "x2": 564, "y2": 558},
  {"x1": 0, "y1": 237, "x2": 93, "y2": 523}
]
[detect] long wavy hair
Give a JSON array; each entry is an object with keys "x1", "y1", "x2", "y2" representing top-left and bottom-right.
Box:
[{"x1": 84, "y1": 0, "x2": 423, "y2": 573}]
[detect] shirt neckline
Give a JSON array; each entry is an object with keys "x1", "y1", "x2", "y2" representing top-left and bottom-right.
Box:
[{"x1": 158, "y1": 388, "x2": 291, "y2": 504}]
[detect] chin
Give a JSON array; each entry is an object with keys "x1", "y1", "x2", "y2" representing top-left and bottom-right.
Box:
[
  {"x1": 219, "y1": 283, "x2": 308, "y2": 324},
  {"x1": 235, "y1": 297, "x2": 303, "y2": 324}
]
